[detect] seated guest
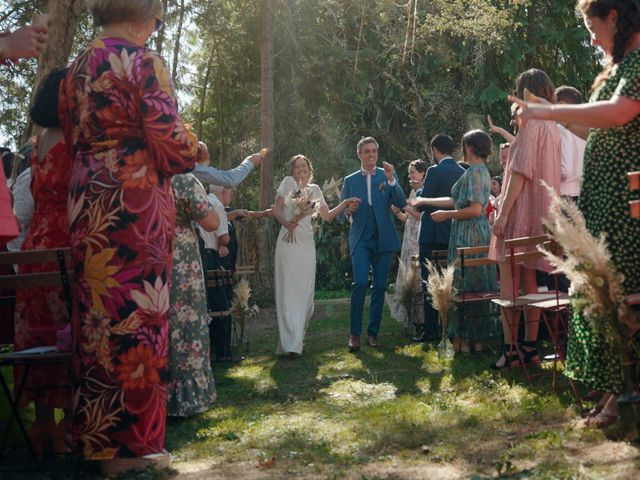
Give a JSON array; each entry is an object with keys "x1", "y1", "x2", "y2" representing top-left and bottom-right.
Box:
[
  {"x1": 167, "y1": 173, "x2": 219, "y2": 417},
  {"x1": 13, "y1": 67, "x2": 72, "y2": 453}
]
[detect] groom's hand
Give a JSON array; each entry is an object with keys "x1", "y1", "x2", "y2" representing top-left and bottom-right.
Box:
[{"x1": 382, "y1": 161, "x2": 395, "y2": 183}]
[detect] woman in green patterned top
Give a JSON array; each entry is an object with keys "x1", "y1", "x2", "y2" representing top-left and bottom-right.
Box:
[{"x1": 512, "y1": 0, "x2": 640, "y2": 428}]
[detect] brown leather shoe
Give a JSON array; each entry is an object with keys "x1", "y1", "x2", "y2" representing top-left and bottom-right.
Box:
[
  {"x1": 367, "y1": 335, "x2": 379, "y2": 348},
  {"x1": 348, "y1": 335, "x2": 360, "y2": 352}
]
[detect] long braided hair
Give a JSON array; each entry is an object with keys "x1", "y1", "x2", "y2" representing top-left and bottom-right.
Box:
[{"x1": 578, "y1": 0, "x2": 640, "y2": 90}]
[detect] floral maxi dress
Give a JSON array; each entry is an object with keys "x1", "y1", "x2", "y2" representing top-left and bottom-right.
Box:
[
  {"x1": 565, "y1": 48, "x2": 640, "y2": 394},
  {"x1": 446, "y1": 164, "x2": 499, "y2": 341},
  {"x1": 167, "y1": 174, "x2": 217, "y2": 416},
  {"x1": 59, "y1": 38, "x2": 199, "y2": 459}
]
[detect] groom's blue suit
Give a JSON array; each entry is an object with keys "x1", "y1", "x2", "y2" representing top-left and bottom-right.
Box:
[{"x1": 341, "y1": 167, "x2": 407, "y2": 337}]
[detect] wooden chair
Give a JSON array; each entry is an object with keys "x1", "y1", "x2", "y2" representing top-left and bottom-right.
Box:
[
  {"x1": 490, "y1": 235, "x2": 571, "y2": 388},
  {"x1": 0, "y1": 248, "x2": 74, "y2": 459},
  {"x1": 452, "y1": 245, "x2": 500, "y2": 346},
  {"x1": 628, "y1": 171, "x2": 640, "y2": 218}
]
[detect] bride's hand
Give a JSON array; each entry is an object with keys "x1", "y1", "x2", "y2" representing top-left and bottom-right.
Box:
[{"x1": 283, "y1": 221, "x2": 297, "y2": 230}]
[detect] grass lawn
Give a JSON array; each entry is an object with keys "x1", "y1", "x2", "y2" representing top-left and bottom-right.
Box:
[
  {"x1": 164, "y1": 299, "x2": 640, "y2": 479},
  {"x1": 2, "y1": 298, "x2": 639, "y2": 479}
]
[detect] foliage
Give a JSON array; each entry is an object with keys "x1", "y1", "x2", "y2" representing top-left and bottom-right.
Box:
[{"x1": 0, "y1": 0, "x2": 602, "y2": 291}]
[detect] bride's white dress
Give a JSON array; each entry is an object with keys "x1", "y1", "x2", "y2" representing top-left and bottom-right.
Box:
[{"x1": 275, "y1": 176, "x2": 326, "y2": 355}]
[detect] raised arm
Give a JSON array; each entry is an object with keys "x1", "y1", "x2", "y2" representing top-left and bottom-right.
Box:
[
  {"x1": 511, "y1": 94, "x2": 640, "y2": 131},
  {"x1": 487, "y1": 114, "x2": 516, "y2": 143},
  {"x1": 193, "y1": 153, "x2": 263, "y2": 187}
]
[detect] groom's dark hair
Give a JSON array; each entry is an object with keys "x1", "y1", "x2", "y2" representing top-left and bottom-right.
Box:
[
  {"x1": 430, "y1": 134, "x2": 454, "y2": 155},
  {"x1": 356, "y1": 136, "x2": 379, "y2": 152}
]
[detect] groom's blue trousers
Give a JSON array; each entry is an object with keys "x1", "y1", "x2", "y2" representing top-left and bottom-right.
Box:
[{"x1": 350, "y1": 239, "x2": 393, "y2": 337}]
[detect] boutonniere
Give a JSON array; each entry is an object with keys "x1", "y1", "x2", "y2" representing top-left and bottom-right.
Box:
[{"x1": 377, "y1": 182, "x2": 385, "y2": 193}]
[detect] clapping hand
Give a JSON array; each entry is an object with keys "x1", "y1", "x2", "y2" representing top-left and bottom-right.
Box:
[
  {"x1": 408, "y1": 197, "x2": 429, "y2": 208},
  {"x1": 430, "y1": 210, "x2": 449, "y2": 223},
  {"x1": 382, "y1": 161, "x2": 395, "y2": 182},
  {"x1": 0, "y1": 25, "x2": 48, "y2": 62}
]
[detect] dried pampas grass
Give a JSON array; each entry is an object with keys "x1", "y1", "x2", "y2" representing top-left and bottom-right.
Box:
[
  {"x1": 398, "y1": 263, "x2": 421, "y2": 324},
  {"x1": 539, "y1": 182, "x2": 639, "y2": 349},
  {"x1": 424, "y1": 259, "x2": 456, "y2": 357},
  {"x1": 231, "y1": 278, "x2": 259, "y2": 348}
]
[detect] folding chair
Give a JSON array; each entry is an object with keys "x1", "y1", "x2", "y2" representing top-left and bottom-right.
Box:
[
  {"x1": 452, "y1": 245, "x2": 500, "y2": 348},
  {"x1": 490, "y1": 235, "x2": 571, "y2": 388},
  {"x1": 629, "y1": 171, "x2": 640, "y2": 218},
  {"x1": 0, "y1": 248, "x2": 73, "y2": 460}
]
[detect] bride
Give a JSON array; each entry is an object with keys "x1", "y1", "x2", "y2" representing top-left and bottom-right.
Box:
[{"x1": 274, "y1": 154, "x2": 357, "y2": 358}]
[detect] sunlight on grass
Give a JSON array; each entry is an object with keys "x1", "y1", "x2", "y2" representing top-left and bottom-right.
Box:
[
  {"x1": 319, "y1": 378, "x2": 397, "y2": 406},
  {"x1": 159, "y1": 302, "x2": 640, "y2": 479},
  {"x1": 316, "y1": 351, "x2": 366, "y2": 379},
  {"x1": 225, "y1": 359, "x2": 276, "y2": 393}
]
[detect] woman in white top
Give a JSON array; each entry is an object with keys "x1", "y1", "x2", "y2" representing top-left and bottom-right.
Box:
[
  {"x1": 274, "y1": 154, "x2": 357, "y2": 358},
  {"x1": 388, "y1": 159, "x2": 426, "y2": 330}
]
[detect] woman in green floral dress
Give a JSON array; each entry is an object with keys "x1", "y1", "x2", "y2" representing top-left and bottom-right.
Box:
[
  {"x1": 411, "y1": 130, "x2": 499, "y2": 352},
  {"x1": 167, "y1": 173, "x2": 220, "y2": 417},
  {"x1": 513, "y1": 0, "x2": 640, "y2": 427}
]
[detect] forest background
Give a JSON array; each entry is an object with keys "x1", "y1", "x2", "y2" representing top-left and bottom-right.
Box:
[{"x1": 0, "y1": 0, "x2": 601, "y2": 303}]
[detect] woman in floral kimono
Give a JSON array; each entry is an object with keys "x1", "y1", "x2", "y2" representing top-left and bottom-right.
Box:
[{"x1": 58, "y1": 0, "x2": 199, "y2": 473}]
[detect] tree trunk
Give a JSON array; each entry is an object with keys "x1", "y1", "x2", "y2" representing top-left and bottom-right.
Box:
[
  {"x1": 171, "y1": 0, "x2": 185, "y2": 83},
  {"x1": 155, "y1": 0, "x2": 170, "y2": 55},
  {"x1": 255, "y1": 0, "x2": 275, "y2": 305},
  {"x1": 21, "y1": 0, "x2": 84, "y2": 144},
  {"x1": 196, "y1": 46, "x2": 215, "y2": 139}
]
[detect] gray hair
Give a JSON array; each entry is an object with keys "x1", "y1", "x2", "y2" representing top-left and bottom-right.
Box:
[{"x1": 89, "y1": 0, "x2": 163, "y2": 27}]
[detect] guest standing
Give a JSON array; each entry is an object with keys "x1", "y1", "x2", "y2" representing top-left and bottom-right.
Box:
[
  {"x1": 274, "y1": 155, "x2": 356, "y2": 357},
  {"x1": 415, "y1": 134, "x2": 465, "y2": 342},
  {"x1": 59, "y1": 0, "x2": 198, "y2": 472},
  {"x1": 513, "y1": 0, "x2": 640, "y2": 428},
  {"x1": 13, "y1": 68, "x2": 72, "y2": 453},
  {"x1": 488, "y1": 68, "x2": 562, "y2": 369},
  {"x1": 389, "y1": 159, "x2": 426, "y2": 330},
  {"x1": 341, "y1": 138, "x2": 407, "y2": 351},
  {"x1": 412, "y1": 130, "x2": 499, "y2": 352},
  {"x1": 167, "y1": 173, "x2": 219, "y2": 417}
]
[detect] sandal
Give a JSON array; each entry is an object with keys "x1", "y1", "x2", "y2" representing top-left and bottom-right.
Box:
[
  {"x1": 490, "y1": 345, "x2": 521, "y2": 370},
  {"x1": 583, "y1": 393, "x2": 612, "y2": 419},
  {"x1": 585, "y1": 410, "x2": 618, "y2": 428},
  {"x1": 521, "y1": 340, "x2": 540, "y2": 365}
]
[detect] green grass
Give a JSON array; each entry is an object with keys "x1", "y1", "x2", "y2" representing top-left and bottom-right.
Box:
[
  {"x1": 3, "y1": 300, "x2": 639, "y2": 479},
  {"x1": 161, "y1": 300, "x2": 639, "y2": 479}
]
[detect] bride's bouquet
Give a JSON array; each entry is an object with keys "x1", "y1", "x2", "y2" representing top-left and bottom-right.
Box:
[{"x1": 282, "y1": 186, "x2": 316, "y2": 243}]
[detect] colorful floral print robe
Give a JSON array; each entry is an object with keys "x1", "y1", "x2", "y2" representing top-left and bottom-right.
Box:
[{"x1": 58, "y1": 37, "x2": 198, "y2": 459}]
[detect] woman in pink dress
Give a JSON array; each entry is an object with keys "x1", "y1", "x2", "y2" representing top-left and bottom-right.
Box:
[{"x1": 488, "y1": 69, "x2": 561, "y2": 369}]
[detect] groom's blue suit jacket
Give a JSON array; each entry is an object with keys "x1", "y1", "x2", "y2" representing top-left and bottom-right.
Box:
[{"x1": 340, "y1": 167, "x2": 407, "y2": 256}]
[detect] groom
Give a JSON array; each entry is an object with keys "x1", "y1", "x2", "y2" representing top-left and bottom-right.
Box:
[{"x1": 341, "y1": 137, "x2": 407, "y2": 351}]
